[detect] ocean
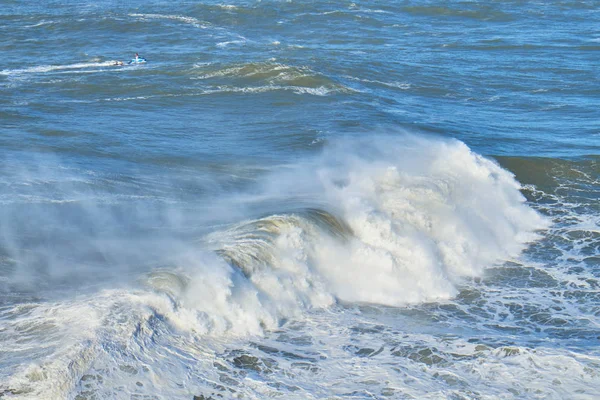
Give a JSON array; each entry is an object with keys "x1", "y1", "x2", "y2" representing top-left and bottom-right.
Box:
[{"x1": 0, "y1": 1, "x2": 599, "y2": 399}]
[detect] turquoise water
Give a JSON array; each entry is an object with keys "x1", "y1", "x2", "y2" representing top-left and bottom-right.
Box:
[{"x1": 1, "y1": 1, "x2": 599, "y2": 399}]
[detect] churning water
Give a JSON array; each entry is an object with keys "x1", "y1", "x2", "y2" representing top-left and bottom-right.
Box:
[{"x1": 0, "y1": 1, "x2": 599, "y2": 399}]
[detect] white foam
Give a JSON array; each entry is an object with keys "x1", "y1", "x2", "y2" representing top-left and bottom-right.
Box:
[
  {"x1": 216, "y1": 39, "x2": 247, "y2": 47},
  {"x1": 345, "y1": 75, "x2": 412, "y2": 90},
  {"x1": 201, "y1": 85, "x2": 345, "y2": 96},
  {"x1": 46, "y1": 134, "x2": 543, "y2": 341},
  {"x1": 249, "y1": 313, "x2": 600, "y2": 400},
  {"x1": 129, "y1": 13, "x2": 209, "y2": 29},
  {"x1": 192, "y1": 62, "x2": 291, "y2": 79},
  {"x1": 187, "y1": 134, "x2": 548, "y2": 314},
  {"x1": 250, "y1": 135, "x2": 548, "y2": 306},
  {"x1": 23, "y1": 20, "x2": 55, "y2": 28},
  {"x1": 0, "y1": 61, "x2": 121, "y2": 76},
  {"x1": 1, "y1": 298, "x2": 104, "y2": 399},
  {"x1": 0, "y1": 135, "x2": 560, "y2": 398}
]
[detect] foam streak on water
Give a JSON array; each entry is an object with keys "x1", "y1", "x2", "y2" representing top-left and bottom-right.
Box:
[{"x1": 0, "y1": 61, "x2": 122, "y2": 76}]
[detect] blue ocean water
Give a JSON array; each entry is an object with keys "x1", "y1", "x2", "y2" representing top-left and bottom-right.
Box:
[{"x1": 0, "y1": 1, "x2": 599, "y2": 399}]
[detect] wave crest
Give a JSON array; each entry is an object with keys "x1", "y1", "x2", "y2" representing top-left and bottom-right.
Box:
[
  {"x1": 197, "y1": 135, "x2": 548, "y2": 312},
  {"x1": 193, "y1": 61, "x2": 353, "y2": 95}
]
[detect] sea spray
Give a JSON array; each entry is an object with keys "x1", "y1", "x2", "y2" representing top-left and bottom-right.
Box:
[
  {"x1": 211, "y1": 135, "x2": 547, "y2": 307},
  {"x1": 1, "y1": 134, "x2": 549, "y2": 330},
  {"x1": 0, "y1": 135, "x2": 550, "y2": 398}
]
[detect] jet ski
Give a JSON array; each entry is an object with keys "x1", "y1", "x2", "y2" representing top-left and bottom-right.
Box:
[{"x1": 128, "y1": 57, "x2": 147, "y2": 64}]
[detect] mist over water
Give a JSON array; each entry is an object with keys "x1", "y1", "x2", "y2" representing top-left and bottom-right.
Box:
[{"x1": 1, "y1": 1, "x2": 599, "y2": 399}]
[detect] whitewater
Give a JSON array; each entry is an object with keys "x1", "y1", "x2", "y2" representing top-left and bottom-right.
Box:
[{"x1": 1, "y1": 1, "x2": 599, "y2": 399}]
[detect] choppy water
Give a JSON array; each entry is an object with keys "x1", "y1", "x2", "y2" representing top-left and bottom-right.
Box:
[{"x1": 1, "y1": 1, "x2": 599, "y2": 399}]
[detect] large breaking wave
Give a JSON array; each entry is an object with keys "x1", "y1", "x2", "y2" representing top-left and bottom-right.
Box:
[
  {"x1": 197, "y1": 134, "x2": 547, "y2": 319},
  {"x1": 0, "y1": 134, "x2": 548, "y2": 398}
]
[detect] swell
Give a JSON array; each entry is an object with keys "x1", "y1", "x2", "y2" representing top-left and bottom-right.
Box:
[
  {"x1": 496, "y1": 155, "x2": 600, "y2": 191},
  {"x1": 192, "y1": 61, "x2": 353, "y2": 95},
  {"x1": 2, "y1": 59, "x2": 349, "y2": 100}
]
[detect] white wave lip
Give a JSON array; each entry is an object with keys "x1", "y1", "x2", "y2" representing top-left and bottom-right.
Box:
[
  {"x1": 129, "y1": 13, "x2": 209, "y2": 29},
  {"x1": 308, "y1": 135, "x2": 549, "y2": 305},
  {"x1": 0, "y1": 135, "x2": 548, "y2": 336},
  {"x1": 121, "y1": 134, "x2": 550, "y2": 336},
  {"x1": 207, "y1": 134, "x2": 549, "y2": 318},
  {"x1": 0, "y1": 61, "x2": 120, "y2": 76},
  {"x1": 192, "y1": 62, "x2": 356, "y2": 95}
]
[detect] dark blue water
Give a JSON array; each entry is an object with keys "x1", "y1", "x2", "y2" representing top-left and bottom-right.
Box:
[{"x1": 1, "y1": 1, "x2": 599, "y2": 399}]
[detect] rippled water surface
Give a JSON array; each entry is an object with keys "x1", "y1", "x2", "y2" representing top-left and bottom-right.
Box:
[{"x1": 0, "y1": 1, "x2": 599, "y2": 399}]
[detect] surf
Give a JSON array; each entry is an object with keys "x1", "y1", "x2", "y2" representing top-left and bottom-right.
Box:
[{"x1": 0, "y1": 134, "x2": 552, "y2": 398}]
